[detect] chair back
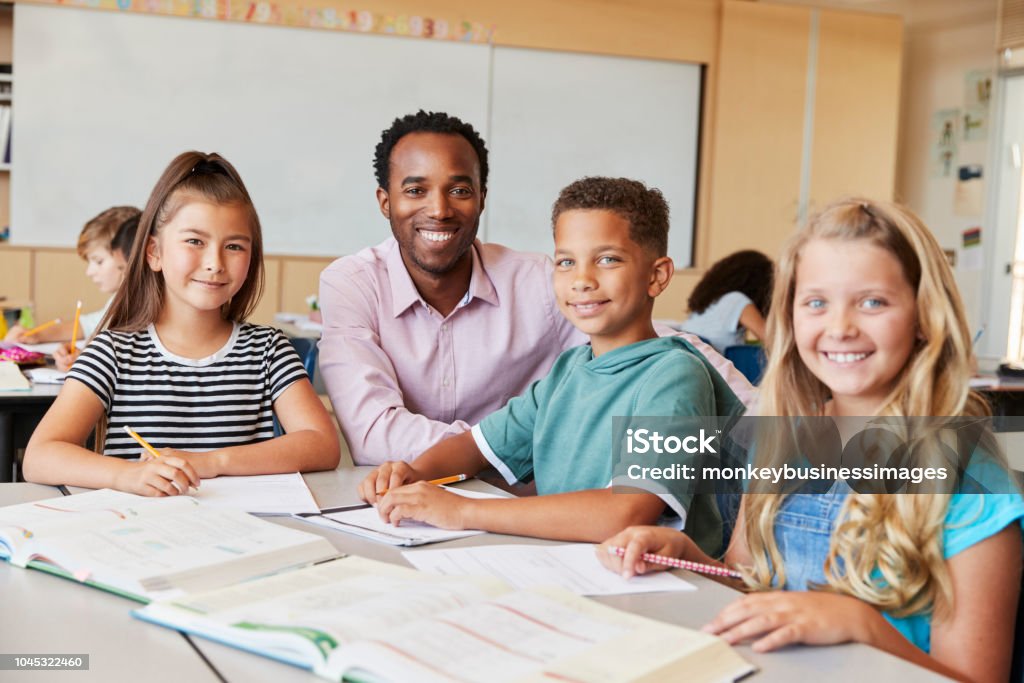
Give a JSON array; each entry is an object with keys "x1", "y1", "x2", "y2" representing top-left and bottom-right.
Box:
[
  {"x1": 273, "y1": 337, "x2": 319, "y2": 437},
  {"x1": 723, "y1": 344, "x2": 766, "y2": 385},
  {"x1": 288, "y1": 337, "x2": 318, "y2": 381}
]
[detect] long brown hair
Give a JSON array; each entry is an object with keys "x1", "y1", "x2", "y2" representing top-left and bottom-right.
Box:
[
  {"x1": 101, "y1": 151, "x2": 265, "y2": 332},
  {"x1": 743, "y1": 197, "x2": 991, "y2": 618}
]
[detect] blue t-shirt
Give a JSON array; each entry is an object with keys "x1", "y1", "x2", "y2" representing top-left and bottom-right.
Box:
[
  {"x1": 680, "y1": 291, "x2": 753, "y2": 354},
  {"x1": 773, "y1": 483, "x2": 1024, "y2": 652}
]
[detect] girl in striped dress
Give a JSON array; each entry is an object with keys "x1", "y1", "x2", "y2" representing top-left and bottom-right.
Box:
[{"x1": 24, "y1": 151, "x2": 339, "y2": 495}]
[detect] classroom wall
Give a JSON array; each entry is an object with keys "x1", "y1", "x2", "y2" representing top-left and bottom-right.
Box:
[
  {"x1": 0, "y1": 0, "x2": 905, "y2": 324},
  {"x1": 894, "y1": 0, "x2": 999, "y2": 336}
]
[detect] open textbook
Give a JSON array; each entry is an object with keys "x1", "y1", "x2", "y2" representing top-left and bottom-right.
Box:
[
  {"x1": 135, "y1": 556, "x2": 755, "y2": 683},
  {"x1": 0, "y1": 489, "x2": 338, "y2": 602}
]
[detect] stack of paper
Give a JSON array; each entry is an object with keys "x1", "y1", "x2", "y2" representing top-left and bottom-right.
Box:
[{"x1": 192, "y1": 473, "x2": 319, "y2": 515}]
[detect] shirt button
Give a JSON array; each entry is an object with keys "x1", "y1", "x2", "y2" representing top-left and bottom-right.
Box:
[
  {"x1": 442, "y1": 378, "x2": 450, "y2": 387},
  {"x1": 441, "y1": 323, "x2": 448, "y2": 332}
]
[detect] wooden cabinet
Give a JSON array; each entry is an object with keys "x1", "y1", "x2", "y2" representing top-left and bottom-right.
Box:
[{"x1": 705, "y1": 0, "x2": 902, "y2": 264}]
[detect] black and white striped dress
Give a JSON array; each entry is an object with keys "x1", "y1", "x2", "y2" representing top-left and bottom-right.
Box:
[{"x1": 67, "y1": 323, "x2": 308, "y2": 458}]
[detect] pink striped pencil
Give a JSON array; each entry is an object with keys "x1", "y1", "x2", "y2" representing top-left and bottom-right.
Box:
[{"x1": 608, "y1": 546, "x2": 742, "y2": 579}]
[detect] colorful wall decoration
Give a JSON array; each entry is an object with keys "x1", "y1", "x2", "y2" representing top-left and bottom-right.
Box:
[{"x1": 31, "y1": 0, "x2": 494, "y2": 43}]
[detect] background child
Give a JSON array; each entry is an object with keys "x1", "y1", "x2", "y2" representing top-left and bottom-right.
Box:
[
  {"x1": 679, "y1": 249, "x2": 773, "y2": 353},
  {"x1": 357, "y1": 177, "x2": 741, "y2": 549},
  {"x1": 50, "y1": 213, "x2": 143, "y2": 372},
  {"x1": 599, "y1": 197, "x2": 1023, "y2": 682},
  {"x1": 5, "y1": 206, "x2": 140, "y2": 347},
  {"x1": 24, "y1": 151, "x2": 340, "y2": 496}
]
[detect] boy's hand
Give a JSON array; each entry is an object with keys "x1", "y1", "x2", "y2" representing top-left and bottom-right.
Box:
[
  {"x1": 358, "y1": 461, "x2": 424, "y2": 504},
  {"x1": 703, "y1": 591, "x2": 877, "y2": 651},
  {"x1": 376, "y1": 481, "x2": 471, "y2": 529},
  {"x1": 597, "y1": 526, "x2": 691, "y2": 579},
  {"x1": 114, "y1": 456, "x2": 200, "y2": 497},
  {"x1": 4, "y1": 324, "x2": 28, "y2": 343},
  {"x1": 140, "y1": 448, "x2": 218, "y2": 480},
  {"x1": 53, "y1": 343, "x2": 76, "y2": 372}
]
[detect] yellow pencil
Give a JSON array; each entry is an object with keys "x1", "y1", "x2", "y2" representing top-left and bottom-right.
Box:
[
  {"x1": 123, "y1": 425, "x2": 162, "y2": 460},
  {"x1": 22, "y1": 318, "x2": 61, "y2": 338},
  {"x1": 376, "y1": 473, "x2": 468, "y2": 497},
  {"x1": 69, "y1": 300, "x2": 82, "y2": 354}
]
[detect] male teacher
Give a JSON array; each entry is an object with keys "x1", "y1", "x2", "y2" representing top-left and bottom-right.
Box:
[{"x1": 319, "y1": 110, "x2": 753, "y2": 465}]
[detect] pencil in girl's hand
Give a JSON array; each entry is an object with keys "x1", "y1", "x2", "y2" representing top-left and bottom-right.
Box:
[
  {"x1": 376, "y1": 473, "x2": 468, "y2": 497},
  {"x1": 69, "y1": 300, "x2": 83, "y2": 354},
  {"x1": 22, "y1": 318, "x2": 61, "y2": 338},
  {"x1": 608, "y1": 546, "x2": 742, "y2": 579},
  {"x1": 123, "y1": 425, "x2": 163, "y2": 460}
]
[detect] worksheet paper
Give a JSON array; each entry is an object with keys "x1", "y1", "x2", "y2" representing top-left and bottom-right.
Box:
[
  {"x1": 403, "y1": 543, "x2": 696, "y2": 596},
  {"x1": 297, "y1": 487, "x2": 503, "y2": 546},
  {"x1": 192, "y1": 473, "x2": 319, "y2": 515}
]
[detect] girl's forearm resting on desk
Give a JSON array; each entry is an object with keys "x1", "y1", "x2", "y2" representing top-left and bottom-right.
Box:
[{"x1": 24, "y1": 377, "x2": 340, "y2": 493}]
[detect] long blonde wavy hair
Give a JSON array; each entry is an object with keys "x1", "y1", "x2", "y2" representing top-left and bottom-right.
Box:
[{"x1": 743, "y1": 197, "x2": 990, "y2": 618}]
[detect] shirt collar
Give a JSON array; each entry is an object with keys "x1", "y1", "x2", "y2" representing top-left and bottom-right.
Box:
[{"x1": 387, "y1": 239, "x2": 499, "y2": 318}]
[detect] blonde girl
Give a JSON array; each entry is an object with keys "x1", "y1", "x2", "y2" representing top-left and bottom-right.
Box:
[
  {"x1": 25, "y1": 151, "x2": 339, "y2": 496},
  {"x1": 599, "y1": 198, "x2": 1023, "y2": 682}
]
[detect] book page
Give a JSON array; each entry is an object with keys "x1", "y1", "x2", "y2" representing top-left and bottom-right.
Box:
[
  {"x1": 0, "y1": 360, "x2": 30, "y2": 390},
  {"x1": 329, "y1": 588, "x2": 753, "y2": 683},
  {"x1": 34, "y1": 507, "x2": 337, "y2": 600},
  {"x1": 403, "y1": 543, "x2": 695, "y2": 596},
  {"x1": 191, "y1": 473, "x2": 319, "y2": 515},
  {"x1": 136, "y1": 557, "x2": 509, "y2": 666},
  {"x1": 0, "y1": 490, "x2": 194, "y2": 563}
]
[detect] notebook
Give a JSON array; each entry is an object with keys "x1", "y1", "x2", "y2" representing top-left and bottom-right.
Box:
[
  {"x1": 295, "y1": 486, "x2": 504, "y2": 546},
  {"x1": 134, "y1": 555, "x2": 755, "y2": 683},
  {"x1": 0, "y1": 489, "x2": 339, "y2": 603}
]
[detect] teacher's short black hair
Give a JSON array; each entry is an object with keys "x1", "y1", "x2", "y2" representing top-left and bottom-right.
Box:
[{"x1": 373, "y1": 110, "x2": 489, "y2": 193}]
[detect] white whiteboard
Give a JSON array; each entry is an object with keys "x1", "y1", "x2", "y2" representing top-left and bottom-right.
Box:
[
  {"x1": 487, "y1": 47, "x2": 701, "y2": 266},
  {"x1": 12, "y1": 5, "x2": 702, "y2": 265}
]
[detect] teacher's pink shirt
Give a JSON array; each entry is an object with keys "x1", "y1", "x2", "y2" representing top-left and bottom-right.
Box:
[{"x1": 319, "y1": 238, "x2": 754, "y2": 465}]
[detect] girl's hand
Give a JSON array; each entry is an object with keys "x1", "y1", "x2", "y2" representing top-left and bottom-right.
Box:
[
  {"x1": 376, "y1": 481, "x2": 470, "y2": 529},
  {"x1": 114, "y1": 455, "x2": 200, "y2": 497},
  {"x1": 703, "y1": 591, "x2": 877, "y2": 652},
  {"x1": 597, "y1": 526, "x2": 691, "y2": 579},
  {"x1": 53, "y1": 343, "x2": 76, "y2": 372},
  {"x1": 141, "y1": 448, "x2": 219, "y2": 480},
  {"x1": 358, "y1": 461, "x2": 424, "y2": 504}
]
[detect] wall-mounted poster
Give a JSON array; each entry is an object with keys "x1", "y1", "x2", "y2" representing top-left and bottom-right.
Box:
[
  {"x1": 931, "y1": 108, "x2": 960, "y2": 178},
  {"x1": 964, "y1": 69, "x2": 992, "y2": 142},
  {"x1": 955, "y1": 164, "x2": 984, "y2": 216}
]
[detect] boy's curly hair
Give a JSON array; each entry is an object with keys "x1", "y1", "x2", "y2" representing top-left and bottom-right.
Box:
[{"x1": 551, "y1": 177, "x2": 669, "y2": 256}]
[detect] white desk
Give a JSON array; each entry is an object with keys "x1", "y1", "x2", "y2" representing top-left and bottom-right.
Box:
[
  {"x1": 198, "y1": 468, "x2": 946, "y2": 683},
  {"x1": 0, "y1": 382, "x2": 61, "y2": 482},
  {"x1": 0, "y1": 483, "x2": 224, "y2": 683},
  {"x1": 4, "y1": 472, "x2": 947, "y2": 682}
]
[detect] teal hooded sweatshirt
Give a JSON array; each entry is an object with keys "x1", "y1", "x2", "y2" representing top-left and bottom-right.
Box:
[{"x1": 475, "y1": 336, "x2": 743, "y2": 553}]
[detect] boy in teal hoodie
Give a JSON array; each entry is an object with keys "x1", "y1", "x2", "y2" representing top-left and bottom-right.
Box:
[{"x1": 359, "y1": 177, "x2": 741, "y2": 550}]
